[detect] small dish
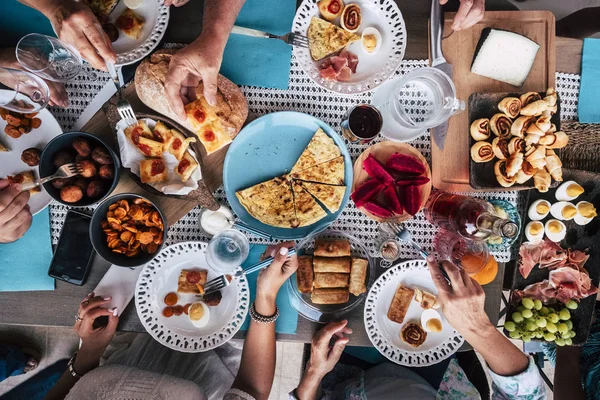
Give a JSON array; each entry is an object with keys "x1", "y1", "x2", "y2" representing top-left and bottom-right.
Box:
[{"x1": 487, "y1": 199, "x2": 522, "y2": 251}]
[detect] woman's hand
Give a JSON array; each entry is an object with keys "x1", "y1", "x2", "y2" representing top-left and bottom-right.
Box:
[
  {"x1": 73, "y1": 293, "x2": 118, "y2": 374},
  {"x1": 440, "y1": 0, "x2": 485, "y2": 31},
  {"x1": 255, "y1": 242, "x2": 298, "y2": 315},
  {"x1": 0, "y1": 180, "x2": 32, "y2": 243},
  {"x1": 164, "y1": 0, "x2": 192, "y2": 6}
]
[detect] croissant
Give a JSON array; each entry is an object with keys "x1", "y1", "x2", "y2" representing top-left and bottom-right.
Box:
[
  {"x1": 470, "y1": 141, "x2": 495, "y2": 163},
  {"x1": 470, "y1": 118, "x2": 490, "y2": 141},
  {"x1": 494, "y1": 160, "x2": 517, "y2": 187},
  {"x1": 545, "y1": 149, "x2": 563, "y2": 181},
  {"x1": 544, "y1": 88, "x2": 558, "y2": 107},
  {"x1": 492, "y1": 137, "x2": 510, "y2": 160},
  {"x1": 524, "y1": 132, "x2": 542, "y2": 145},
  {"x1": 498, "y1": 97, "x2": 521, "y2": 119},
  {"x1": 521, "y1": 100, "x2": 549, "y2": 116},
  {"x1": 506, "y1": 152, "x2": 524, "y2": 178},
  {"x1": 542, "y1": 105, "x2": 557, "y2": 118},
  {"x1": 520, "y1": 92, "x2": 542, "y2": 107},
  {"x1": 515, "y1": 160, "x2": 535, "y2": 184},
  {"x1": 535, "y1": 116, "x2": 552, "y2": 133},
  {"x1": 548, "y1": 123, "x2": 557, "y2": 134},
  {"x1": 546, "y1": 131, "x2": 569, "y2": 149},
  {"x1": 525, "y1": 146, "x2": 547, "y2": 169},
  {"x1": 533, "y1": 169, "x2": 551, "y2": 193},
  {"x1": 508, "y1": 137, "x2": 524, "y2": 155},
  {"x1": 490, "y1": 113, "x2": 512, "y2": 139},
  {"x1": 510, "y1": 116, "x2": 534, "y2": 138}
]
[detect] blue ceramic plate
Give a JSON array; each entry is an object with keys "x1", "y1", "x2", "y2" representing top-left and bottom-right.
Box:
[
  {"x1": 223, "y1": 112, "x2": 352, "y2": 240},
  {"x1": 487, "y1": 199, "x2": 522, "y2": 251}
]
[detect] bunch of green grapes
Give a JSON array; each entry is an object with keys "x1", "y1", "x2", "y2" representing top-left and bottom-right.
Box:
[{"x1": 504, "y1": 297, "x2": 578, "y2": 346}]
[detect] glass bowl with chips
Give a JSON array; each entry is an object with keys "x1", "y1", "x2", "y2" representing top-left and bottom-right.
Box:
[
  {"x1": 90, "y1": 193, "x2": 167, "y2": 267},
  {"x1": 286, "y1": 230, "x2": 374, "y2": 323}
]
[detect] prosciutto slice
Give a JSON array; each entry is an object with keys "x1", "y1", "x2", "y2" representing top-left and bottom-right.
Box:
[
  {"x1": 518, "y1": 239, "x2": 567, "y2": 279},
  {"x1": 318, "y1": 50, "x2": 359, "y2": 81}
]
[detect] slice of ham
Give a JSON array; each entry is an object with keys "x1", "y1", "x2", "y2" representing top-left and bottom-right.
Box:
[
  {"x1": 337, "y1": 66, "x2": 353, "y2": 82},
  {"x1": 318, "y1": 50, "x2": 359, "y2": 82},
  {"x1": 340, "y1": 49, "x2": 359, "y2": 73},
  {"x1": 518, "y1": 239, "x2": 568, "y2": 279},
  {"x1": 329, "y1": 56, "x2": 348, "y2": 73},
  {"x1": 319, "y1": 66, "x2": 338, "y2": 80}
]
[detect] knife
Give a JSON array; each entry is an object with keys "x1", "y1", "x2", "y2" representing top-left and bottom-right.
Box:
[{"x1": 429, "y1": 0, "x2": 452, "y2": 150}]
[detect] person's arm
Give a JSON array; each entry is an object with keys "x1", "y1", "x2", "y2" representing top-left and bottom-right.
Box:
[
  {"x1": 440, "y1": 0, "x2": 485, "y2": 31},
  {"x1": 230, "y1": 242, "x2": 298, "y2": 400},
  {"x1": 164, "y1": 0, "x2": 245, "y2": 119},
  {"x1": 554, "y1": 345, "x2": 585, "y2": 400},
  {"x1": 44, "y1": 293, "x2": 118, "y2": 400},
  {"x1": 18, "y1": 0, "x2": 115, "y2": 70}
]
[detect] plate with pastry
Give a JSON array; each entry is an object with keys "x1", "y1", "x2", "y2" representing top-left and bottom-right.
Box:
[
  {"x1": 364, "y1": 259, "x2": 464, "y2": 367},
  {"x1": 224, "y1": 111, "x2": 352, "y2": 240},
  {"x1": 135, "y1": 241, "x2": 250, "y2": 352},
  {"x1": 468, "y1": 89, "x2": 563, "y2": 192},
  {"x1": 292, "y1": 0, "x2": 406, "y2": 94},
  {"x1": 87, "y1": 0, "x2": 169, "y2": 66},
  {"x1": 286, "y1": 230, "x2": 374, "y2": 323},
  {"x1": 0, "y1": 102, "x2": 63, "y2": 214}
]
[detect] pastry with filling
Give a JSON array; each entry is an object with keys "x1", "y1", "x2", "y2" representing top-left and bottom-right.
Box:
[
  {"x1": 494, "y1": 159, "x2": 517, "y2": 188},
  {"x1": 307, "y1": 17, "x2": 360, "y2": 61},
  {"x1": 470, "y1": 141, "x2": 494, "y2": 163},
  {"x1": 489, "y1": 113, "x2": 512, "y2": 139},
  {"x1": 313, "y1": 256, "x2": 351, "y2": 273},
  {"x1": 314, "y1": 239, "x2": 351, "y2": 257},
  {"x1": 152, "y1": 121, "x2": 170, "y2": 142},
  {"x1": 401, "y1": 322, "x2": 427, "y2": 348},
  {"x1": 293, "y1": 183, "x2": 327, "y2": 227},
  {"x1": 184, "y1": 98, "x2": 232, "y2": 154},
  {"x1": 290, "y1": 128, "x2": 341, "y2": 174},
  {"x1": 414, "y1": 288, "x2": 439, "y2": 309},
  {"x1": 177, "y1": 269, "x2": 208, "y2": 294},
  {"x1": 140, "y1": 158, "x2": 168, "y2": 183},
  {"x1": 300, "y1": 181, "x2": 345, "y2": 213},
  {"x1": 340, "y1": 4, "x2": 361, "y2": 33},
  {"x1": 311, "y1": 288, "x2": 350, "y2": 304},
  {"x1": 470, "y1": 118, "x2": 490, "y2": 141},
  {"x1": 292, "y1": 156, "x2": 345, "y2": 185},
  {"x1": 498, "y1": 97, "x2": 521, "y2": 119},
  {"x1": 313, "y1": 272, "x2": 349, "y2": 289},
  {"x1": 166, "y1": 129, "x2": 197, "y2": 160},
  {"x1": 317, "y1": 0, "x2": 344, "y2": 21},
  {"x1": 349, "y1": 258, "x2": 367, "y2": 296},
  {"x1": 124, "y1": 121, "x2": 153, "y2": 145},
  {"x1": 296, "y1": 256, "x2": 314, "y2": 294},
  {"x1": 387, "y1": 284, "x2": 414, "y2": 324},
  {"x1": 7, "y1": 170, "x2": 40, "y2": 194},
  {"x1": 174, "y1": 151, "x2": 199, "y2": 182},
  {"x1": 116, "y1": 8, "x2": 145, "y2": 40}
]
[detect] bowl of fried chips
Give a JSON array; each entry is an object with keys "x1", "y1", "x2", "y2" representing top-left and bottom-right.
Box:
[{"x1": 90, "y1": 193, "x2": 167, "y2": 267}]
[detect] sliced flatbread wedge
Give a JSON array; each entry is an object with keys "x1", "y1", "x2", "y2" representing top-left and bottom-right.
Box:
[
  {"x1": 236, "y1": 177, "x2": 298, "y2": 228},
  {"x1": 292, "y1": 156, "x2": 345, "y2": 185},
  {"x1": 290, "y1": 128, "x2": 341, "y2": 174},
  {"x1": 308, "y1": 17, "x2": 360, "y2": 61},
  {"x1": 292, "y1": 183, "x2": 327, "y2": 227},
  {"x1": 300, "y1": 181, "x2": 345, "y2": 213}
]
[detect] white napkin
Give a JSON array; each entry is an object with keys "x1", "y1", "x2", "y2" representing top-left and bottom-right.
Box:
[
  {"x1": 115, "y1": 117, "x2": 202, "y2": 195},
  {"x1": 93, "y1": 264, "x2": 144, "y2": 316}
]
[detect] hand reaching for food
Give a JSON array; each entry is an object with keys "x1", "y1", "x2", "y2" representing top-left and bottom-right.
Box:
[
  {"x1": 256, "y1": 242, "x2": 298, "y2": 313},
  {"x1": 163, "y1": 0, "x2": 192, "y2": 6},
  {"x1": 0, "y1": 179, "x2": 32, "y2": 243},
  {"x1": 440, "y1": 0, "x2": 485, "y2": 31}
]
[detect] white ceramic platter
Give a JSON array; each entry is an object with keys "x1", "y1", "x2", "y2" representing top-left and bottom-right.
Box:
[
  {"x1": 292, "y1": 0, "x2": 407, "y2": 94},
  {"x1": 0, "y1": 99, "x2": 62, "y2": 215},
  {"x1": 135, "y1": 241, "x2": 250, "y2": 352},
  {"x1": 364, "y1": 260, "x2": 464, "y2": 367}
]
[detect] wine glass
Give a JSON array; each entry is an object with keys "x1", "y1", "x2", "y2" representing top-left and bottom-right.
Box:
[
  {"x1": 0, "y1": 67, "x2": 50, "y2": 113},
  {"x1": 205, "y1": 229, "x2": 250, "y2": 273},
  {"x1": 16, "y1": 33, "x2": 82, "y2": 82}
]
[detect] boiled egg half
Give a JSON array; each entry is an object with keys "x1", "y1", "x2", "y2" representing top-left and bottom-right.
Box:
[
  {"x1": 361, "y1": 27, "x2": 381, "y2": 55},
  {"x1": 550, "y1": 201, "x2": 577, "y2": 221},
  {"x1": 555, "y1": 181, "x2": 585, "y2": 202},
  {"x1": 574, "y1": 201, "x2": 597, "y2": 226},
  {"x1": 525, "y1": 221, "x2": 544, "y2": 243},
  {"x1": 545, "y1": 219, "x2": 566, "y2": 242},
  {"x1": 421, "y1": 309, "x2": 443, "y2": 333},
  {"x1": 188, "y1": 301, "x2": 210, "y2": 328},
  {"x1": 528, "y1": 199, "x2": 551, "y2": 221}
]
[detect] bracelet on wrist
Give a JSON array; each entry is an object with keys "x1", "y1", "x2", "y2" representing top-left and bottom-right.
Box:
[
  {"x1": 249, "y1": 301, "x2": 279, "y2": 324},
  {"x1": 67, "y1": 351, "x2": 84, "y2": 379}
]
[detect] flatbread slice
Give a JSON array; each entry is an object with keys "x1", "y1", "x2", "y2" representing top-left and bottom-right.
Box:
[
  {"x1": 292, "y1": 183, "x2": 327, "y2": 227},
  {"x1": 292, "y1": 156, "x2": 345, "y2": 185},
  {"x1": 307, "y1": 17, "x2": 360, "y2": 61},
  {"x1": 236, "y1": 178, "x2": 298, "y2": 228},
  {"x1": 290, "y1": 128, "x2": 341, "y2": 174},
  {"x1": 300, "y1": 181, "x2": 345, "y2": 213}
]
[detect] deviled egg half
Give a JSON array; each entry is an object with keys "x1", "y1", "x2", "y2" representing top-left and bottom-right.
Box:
[
  {"x1": 361, "y1": 27, "x2": 382, "y2": 55},
  {"x1": 545, "y1": 219, "x2": 567, "y2": 242},
  {"x1": 188, "y1": 301, "x2": 210, "y2": 328},
  {"x1": 528, "y1": 199, "x2": 551, "y2": 221},
  {"x1": 421, "y1": 309, "x2": 443, "y2": 333},
  {"x1": 574, "y1": 201, "x2": 598, "y2": 226},
  {"x1": 555, "y1": 181, "x2": 585, "y2": 202},
  {"x1": 525, "y1": 221, "x2": 544, "y2": 243},
  {"x1": 550, "y1": 201, "x2": 577, "y2": 221}
]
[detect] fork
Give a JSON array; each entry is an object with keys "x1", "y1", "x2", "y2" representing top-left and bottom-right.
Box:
[
  {"x1": 231, "y1": 25, "x2": 309, "y2": 48},
  {"x1": 20, "y1": 163, "x2": 83, "y2": 192},
  {"x1": 107, "y1": 61, "x2": 137, "y2": 127},
  {"x1": 200, "y1": 248, "x2": 297, "y2": 296}
]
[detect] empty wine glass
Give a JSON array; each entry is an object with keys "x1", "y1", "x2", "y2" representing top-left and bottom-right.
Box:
[
  {"x1": 0, "y1": 67, "x2": 50, "y2": 113},
  {"x1": 16, "y1": 33, "x2": 82, "y2": 82}
]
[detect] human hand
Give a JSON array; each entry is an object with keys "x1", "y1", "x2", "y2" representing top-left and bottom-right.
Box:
[
  {"x1": 164, "y1": 0, "x2": 192, "y2": 6},
  {"x1": 426, "y1": 255, "x2": 493, "y2": 338},
  {"x1": 45, "y1": 0, "x2": 115, "y2": 71},
  {"x1": 255, "y1": 242, "x2": 298, "y2": 314},
  {"x1": 306, "y1": 320, "x2": 352, "y2": 378},
  {"x1": 0, "y1": 180, "x2": 32, "y2": 243},
  {"x1": 440, "y1": 0, "x2": 485, "y2": 31}
]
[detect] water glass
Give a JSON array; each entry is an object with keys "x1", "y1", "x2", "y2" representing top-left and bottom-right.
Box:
[
  {"x1": 0, "y1": 67, "x2": 50, "y2": 113},
  {"x1": 16, "y1": 34, "x2": 82, "y2": 82},
  {"x1": 205, "y1": 229, "x2": 250, "y2": 273}
]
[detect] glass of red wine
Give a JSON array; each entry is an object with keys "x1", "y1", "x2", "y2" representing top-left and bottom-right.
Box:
[{"x1": 340, "y1": 104, "x2": 382, "y2": 144}]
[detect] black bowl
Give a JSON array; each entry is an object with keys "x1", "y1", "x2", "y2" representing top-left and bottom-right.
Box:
[
  {"x1": 39, "y1": 131, "x2": 120, "y2": 207},
  {"x1": 90, "y1": 193, "x2": 168, "y2": 267}
]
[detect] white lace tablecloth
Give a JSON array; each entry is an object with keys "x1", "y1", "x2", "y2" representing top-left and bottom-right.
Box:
[{"x1": 47, "y1": 58, "x2": 582, "y2": 263}]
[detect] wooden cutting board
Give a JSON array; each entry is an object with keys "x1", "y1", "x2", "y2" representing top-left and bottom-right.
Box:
[{"x1": 430, "y1": 10, "x2": 556, "y2": 191}]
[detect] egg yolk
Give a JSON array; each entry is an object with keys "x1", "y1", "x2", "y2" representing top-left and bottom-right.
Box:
[
  {"x1": 426, "y1": 319, "x2": 442, "y2": 332},
  {"x1": 566, "y1": 184, "x2": 584, "y2": 197},
  {"x1": 189, "y1": 303, "x2": 205, "y2": 321},
  {"x1": 548, "y1": 221, "x2": 563, "y2": 233},
  {"x1": 529, "y1": 222, "x2": 543, "y2": 235},
  {"x1": 536, "y1": 202, "x2": 550, "y2": 214},
  {"x1": 562, "y1": 205, "x2": 577, "y2": 219},
  {"x1": 363, "y1": 34, "x2": 377, "y2": 53},
  {"x1": 579, "y1": 203, "x2": 597, "y2": 218}
]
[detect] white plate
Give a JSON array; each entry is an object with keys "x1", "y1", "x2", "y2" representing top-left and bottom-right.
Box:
[
  {"x1": 109, "y1": 0, "x2": 169, "y2": 66},
  {"x1": 0, "y1": 100, "x2": 62, "y2": 215},
  {"x1": 364, "y1": 260, "x2": 464, "y2": 367},
  {"x1": 135, "y1": 241, "x2": 250, "y2": 352},
  {"x1": 292, "y1": 0, "x2": 407, "y2": 94}
]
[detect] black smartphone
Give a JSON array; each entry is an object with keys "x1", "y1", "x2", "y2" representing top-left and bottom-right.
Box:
[{"x1": 48, "y1": 210, "x2": 95, "y2": 285}]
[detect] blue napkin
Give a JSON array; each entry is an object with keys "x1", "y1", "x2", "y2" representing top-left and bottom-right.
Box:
[
  {"x1": 0, "y1": 208, "x2": 54, "y2": 292},
  {"x1": 240, "y1": 244, "x2": 298, "y2": 334},
  {"x1": 0, "y1": 0, "x2": 55, "y2": 47},
  {"x1": 578, "y1": 38, "x2": 600, "y2": 123},
  {"x1": 220, "y1": 0, "x2": 295, "y2": 89}
]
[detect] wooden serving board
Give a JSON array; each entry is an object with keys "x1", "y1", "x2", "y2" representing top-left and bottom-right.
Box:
[{"x1": 430, "y1": 10, "x2": 556, "y2": 191}]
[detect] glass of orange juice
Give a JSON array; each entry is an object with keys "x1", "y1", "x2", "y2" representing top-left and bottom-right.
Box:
[{"x1": 433, "y1": 229, "x2": 490, "y2": 274}]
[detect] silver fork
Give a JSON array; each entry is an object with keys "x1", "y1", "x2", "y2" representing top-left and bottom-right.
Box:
[
  {"x1": 200, "y1": 248, "x2": 297, "y2": 296},
  {"x1": 21, "y1": 163, "x2": 83, "y2": 192},
  {"x1": 231, "y1": 25, "x2": 309, "y2": 48},
  {"x1": 107, "y1": 61, "x2": 137, "y2": 126}
]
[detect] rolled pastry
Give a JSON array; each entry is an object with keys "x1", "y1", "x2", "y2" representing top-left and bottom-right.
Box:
[
  {"x1": 520, "y1": 92, "x2": 542, "y2": 107},
  {"x1": 543, "y1": 131, "x2": 568, "y2": 149},
  {"x1": 313, "y1": 272, "x2": 349, "y2": 289},
  {"x1": 414, "y1": 287, "x2": 439, "y2": 309},
  {"x1": 521, "y1": 100, "x2": 549, "y2": 116},
  {"x1": 533, "y1": 169, "x2": 551, "y2": 193},
  {"x1": 317, "y1": 0, "x2": 344, "y2": 21},
  {"x1": 492, "y1": 137, "x2": 510, "y2": 160},
  {"x1": 506, "y1": 152, "x2": 524, "y2": 178},
  {"x1": 340, "y1": 4, "x2": 361, "y2": 33},
  {"x1": 314, "y1": 239, "x2": 351, "y2": 257},
  {"x1": 490, "y1": 113, "x2": 512, "y2": 139},
  {"x1": 515, "y1": 160, "x2": 535, "y2": 184},
  {"x1": 548, "y1": 123, "x2": 557, "y2": 134},
  {"x1": 313, "y1": 256, "x2": 351, "y2": 273},
  {"x1": 544, "y1": 88, "x2": 558, "y2": 107},
  {"x1": 349, "y1": 258, "x2": 368, "y2": 296},
  {"x1": 511, "y1": 115, "x2": 534, "y2": 138},
  {"x1": 525, "y1": 146, "x2": 547, "y2": 169},
  {"x1": 311, "y1": 288, "x2": 350, "y2": 304},
  {"x1": 498, "y1": 97, "x2": 522, "y2": 119},
  {"x1": 508, "y1": 137, "x2": 524, "y2": 155},
  {"x1": 534, "y1": 116, "x2": 552, "y2": 133},
  {"x1": 545, "y1": 149, "x2": 563, "y2": 181},
  {"x1": 471, "y1": 141, "x2": 495, "y2": 163},
  {"x1": 296, "y1": 255, "x2": 314, "y2": 294},
  {"x1": 542, "y1": 105, "x2": 557, "y2": 118},
  {"x1": 387, "y1": 284, "x2": 414, "y2": 324},
  {"x1": 494, "y1": 159, "x2": 517, "y2": 187},
  {"x1": 470, "y1": 118, "x2": 490, "y2": 141}
]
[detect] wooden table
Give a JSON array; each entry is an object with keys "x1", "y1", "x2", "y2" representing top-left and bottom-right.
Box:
[{"x1": 0, "y1": 0, "x2": 581, "y2": 347}]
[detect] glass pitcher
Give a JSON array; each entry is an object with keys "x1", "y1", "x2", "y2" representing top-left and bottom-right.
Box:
[{"x1": 372, "y1": 67, "x2": 465, "y2": 141}]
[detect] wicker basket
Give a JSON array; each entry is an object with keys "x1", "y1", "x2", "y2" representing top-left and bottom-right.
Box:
[{"x1": 557, "y1": 121, "x2": 600, "y2": 173}]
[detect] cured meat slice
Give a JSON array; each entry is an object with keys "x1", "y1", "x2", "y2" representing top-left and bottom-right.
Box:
[{"x1": 337, "y1": 66, "x2": 353, "y2": 82}]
